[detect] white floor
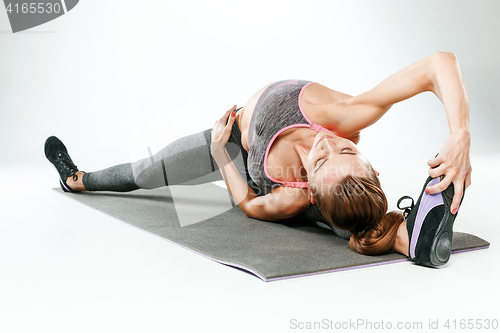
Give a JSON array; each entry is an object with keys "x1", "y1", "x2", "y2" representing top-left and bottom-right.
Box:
[{"x1": 1, "y1": 154, "x2": 499, "y2": 333}]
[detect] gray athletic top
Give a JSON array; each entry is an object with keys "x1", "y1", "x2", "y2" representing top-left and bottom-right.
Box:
[{"x1": 247, "y1": 79, "x2": 338, "y2": 190}]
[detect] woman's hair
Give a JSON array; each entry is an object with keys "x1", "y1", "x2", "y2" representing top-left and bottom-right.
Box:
[
  {"x1": 349, "y1": 210, "x2": 404, "y2": 255},
  {"x1": 310, "y1": 170, "x2": 404, "y2": 255}
]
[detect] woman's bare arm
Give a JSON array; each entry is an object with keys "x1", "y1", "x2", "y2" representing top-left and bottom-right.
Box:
[
  {"x1": 334, "y1": 52, "x2": 467, "y2": 133},
  {"x1": 213, "y1": 148, "x2": 308, "y2": 221},
  {"x1": 211, "y1": 106, "x2": 307, "y2": 221},
  {"x1": 335, "y1": 52, "x2": 471, "y2": 213}
]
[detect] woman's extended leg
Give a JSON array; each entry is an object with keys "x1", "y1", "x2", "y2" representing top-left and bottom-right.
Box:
[
  {"x1": 82, "y1": 129, "x2": 223, "y2": 192},
  {"x1": 49, "y1": 122, "x2": 249, "y2": 192}
]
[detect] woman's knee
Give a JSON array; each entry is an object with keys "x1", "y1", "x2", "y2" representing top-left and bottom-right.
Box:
[{"x1": 135, "y1": 162, "x2": 167, "y2": 189}]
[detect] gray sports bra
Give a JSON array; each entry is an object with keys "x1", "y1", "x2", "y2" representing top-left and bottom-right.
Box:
[{"x1": 247, "y1": 79, "x2": 338, "y2": 190}]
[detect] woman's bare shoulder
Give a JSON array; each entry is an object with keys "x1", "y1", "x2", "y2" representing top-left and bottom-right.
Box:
[
  {"x1": 301, "y1": 83, "x2": 359, "y2": 137},
  {"x1": 302, "y1": 82, "x2": 352, "y2": 105}
]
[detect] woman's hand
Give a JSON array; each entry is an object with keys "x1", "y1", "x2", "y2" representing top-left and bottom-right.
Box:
[
  {"x1": 426, "y1": 129, "x2": 472, "y2": 214},
  {"x1": 210, "y1": 105, "x2": 238, "y2": 157}
]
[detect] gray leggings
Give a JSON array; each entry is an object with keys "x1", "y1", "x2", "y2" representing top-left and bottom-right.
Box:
[
  {"x1": 81, "y1": 122, "x2": 352, "y2": 239},
  {"x1": 82, "y1": 122, "x2": 264, "y2": 195}
]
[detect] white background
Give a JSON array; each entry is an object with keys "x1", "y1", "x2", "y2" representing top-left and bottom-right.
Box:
[{"x1": 1, "y1": 1, "x2": 499, "y2": 332}]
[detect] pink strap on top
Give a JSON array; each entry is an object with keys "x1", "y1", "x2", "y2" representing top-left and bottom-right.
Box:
[{"x1": 263, "y1": 82, "x2": 339, "y2": 189}]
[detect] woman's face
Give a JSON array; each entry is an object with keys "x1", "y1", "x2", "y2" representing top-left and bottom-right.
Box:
[{"x1": 306, "y1": 131, "x2": 373, "y2": 193}]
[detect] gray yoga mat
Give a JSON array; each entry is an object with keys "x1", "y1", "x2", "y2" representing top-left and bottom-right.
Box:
[{"x1": 54, "y1": 183, "x2": 490, "y2": 282}]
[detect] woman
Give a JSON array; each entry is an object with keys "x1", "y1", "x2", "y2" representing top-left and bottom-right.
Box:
[{"x1": 45, "y1": 52, "x2": 472, "y2": 267}]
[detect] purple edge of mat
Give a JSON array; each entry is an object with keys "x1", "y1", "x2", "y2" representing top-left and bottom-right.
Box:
[{"x1": 53, "y1": 189, "x2": 490, "y2": 283}]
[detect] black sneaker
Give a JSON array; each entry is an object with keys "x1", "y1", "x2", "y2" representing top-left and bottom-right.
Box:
[
  {"x1": 44, "y1": 136, "x2": 82, "y2": 193},
  {"x1": 397, "y1": 175, "x2": 463, "y2": 267}
]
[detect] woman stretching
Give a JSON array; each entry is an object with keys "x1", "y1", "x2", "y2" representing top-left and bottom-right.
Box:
[{"x1": 45, "y1": 52, "x2": 471, "y2": 267}]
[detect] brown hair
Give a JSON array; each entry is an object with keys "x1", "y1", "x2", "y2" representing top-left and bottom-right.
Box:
[
  {"x1": 349, "y1": 211, "x2": 404, "y2": 255},
  {"x1": 310, "y1": 172, "x2": 404, "y2": 255}
]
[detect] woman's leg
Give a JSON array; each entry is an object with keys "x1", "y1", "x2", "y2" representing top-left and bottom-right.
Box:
[{"x1": 69, "y1": 123, "x2": 248, "y2": 192}]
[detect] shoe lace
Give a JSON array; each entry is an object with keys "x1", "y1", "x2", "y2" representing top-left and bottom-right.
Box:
[
  {"x1": 57, "y1": 151, "x2": 79, "y2": 181},
  {"x1": 397, "y1": 196, "x2": 414, "y2": 221}
]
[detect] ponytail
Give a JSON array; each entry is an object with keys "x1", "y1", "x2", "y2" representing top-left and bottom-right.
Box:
[
  {"x1": 349, "y1": 211, "x2": 404, "y2": 255},
  {"x1": 309, "y1": 169, "x2": 404, "y2": 256}
]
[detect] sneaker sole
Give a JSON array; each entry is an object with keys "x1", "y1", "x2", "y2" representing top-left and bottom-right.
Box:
[
  {"x1": 429, "y1": 183, "x2": 457, "y2": 266},
  {"x1": 409, "y1": 177, "x2": 456, "y2": 267}
]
